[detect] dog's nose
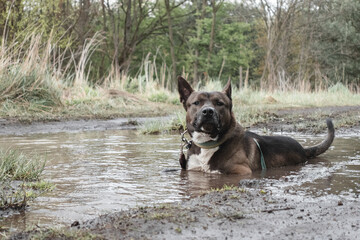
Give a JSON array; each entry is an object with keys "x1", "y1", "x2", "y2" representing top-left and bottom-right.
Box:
[{"x1": 202, "y1": 107, "x2": 214, "y2": 117}]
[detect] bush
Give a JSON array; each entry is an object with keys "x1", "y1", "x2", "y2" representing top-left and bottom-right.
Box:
[
  {"x1": 148, "y1": 92, "x2": 169, "y2": 103},
  {"x1": 328, "y1": 82, "x2": 351, "y2": 94}
]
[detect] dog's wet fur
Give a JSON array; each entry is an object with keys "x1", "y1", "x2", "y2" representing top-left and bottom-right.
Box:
[{"x1": 178, "y1": 76, "x2": 335, "y2": 175}]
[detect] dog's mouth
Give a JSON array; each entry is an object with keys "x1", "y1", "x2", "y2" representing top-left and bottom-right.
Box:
[
  {"x1": 199, "y1": 122, "x2": 219, "y2": 133},
  {"x1": 193, "y1": 117, "x2": 221, "y2": 135}
]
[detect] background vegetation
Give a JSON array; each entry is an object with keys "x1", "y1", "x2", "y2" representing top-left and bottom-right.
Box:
[{"x1": 0, "y1": 0, "x2": 359, "y2": 121}]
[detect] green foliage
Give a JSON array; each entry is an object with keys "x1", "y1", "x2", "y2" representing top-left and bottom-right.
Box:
[
  {"x1": 0, "y1": 148, "x2": 50, "y2": 211},
  {"x1": 138, "y1": 112, "x2": 185, "y2": 135},
  {"x1": 328, "y1": 82, "x2": 351, "y2": 94},
  {"x1": 210, "y1": 184, "x2": 245, "y2": 193},
  {"x1": 207, "y1": 3, "x2": 254, "y2": 79},
  {"x1": 26, "y1": 180, "x2": 55, "y2": 191},
  {"x1": 0, "y1": 181, "x2": 27, "y2": 211},
  {"x1": 148, "y1": 92, "x2": 169, "y2": 103},
  {"x1": 0, "y1": 68, "x2": 62, "y2": 107},
  {"x1": 0, "y1": 33, "x2": 64, "y2": 109},
  {"x1": 312, "y1": 0, "x2": 360, "y2": 84},
  {"x1": 0, "y1": 0, "x2": 359, "y2": 111},
  {"x1": 0, "y1": 149, "x2": 46, "y2": 181}
]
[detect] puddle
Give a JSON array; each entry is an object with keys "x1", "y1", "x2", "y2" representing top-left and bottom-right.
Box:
[{"x1": 0, "y1": 129, "x2": 359, "y2": 232}]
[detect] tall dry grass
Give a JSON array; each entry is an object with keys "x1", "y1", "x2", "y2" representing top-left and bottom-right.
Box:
[
  {"x1": 103, "y1": 50, "x2": 177, "y2": 93},
  {"x1": 0, "y1": 33, "x2": 63, "y2": 106},
  {"x1": 0, "y1": 28, "x2": 358, "y2": 122},
  {"x1": 0, "y1": 31, "x2": 107, "y2": 109}
]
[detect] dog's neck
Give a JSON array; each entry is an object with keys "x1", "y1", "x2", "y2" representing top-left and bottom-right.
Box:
[{"x1": 192, "y1": 131, "x2": 226, "y2": 149}]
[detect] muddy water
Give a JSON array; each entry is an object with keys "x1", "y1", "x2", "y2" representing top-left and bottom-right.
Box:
[{"x1": 0, "y1": 129, "x2": 359, "y2": 232}]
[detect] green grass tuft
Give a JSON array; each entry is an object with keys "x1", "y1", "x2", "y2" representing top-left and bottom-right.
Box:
[
  {"x1": 0, "y1": 149, "x2": 49, "y2": 211},
  {"x1": 0, "y1": 149, "x2": 46, "y2": 182},
  {"x1": 138, "y1": 112, "x2": 185, "y2": 135},
  {"x1": 148, "y1": 92, "x2": 169, "y2": 103},
  {"x1": 210, "y1": 184, "x2": 245, "y2": 193},
  {"x1": 26, "y1": 181, "x2": 55, "y2": 191}
]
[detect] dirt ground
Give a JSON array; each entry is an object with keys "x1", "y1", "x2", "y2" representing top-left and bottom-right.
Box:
[
  {"x1": 252, "y1": 105, "x2": 360, "y2": 135},
  {"x1": 8, "y1": 184, "x2": 360, "y2": 240},
  {"x1": 4, "y1": 105, "x2": 360, "y2": 239},
  {"x1": 75, "y1": 184, "x2": 360, "y2": 240},
  {"x1": 0, "y1": 105, "x2": 359, "y2": 136}
]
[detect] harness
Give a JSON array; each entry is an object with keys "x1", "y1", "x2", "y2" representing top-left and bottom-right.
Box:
[
  {"x1": 253, "y1": 138, "x2": 266, "y2": 170},
  {"x1": 180, "y1": 130, "x2": 267, "y2": 171}
]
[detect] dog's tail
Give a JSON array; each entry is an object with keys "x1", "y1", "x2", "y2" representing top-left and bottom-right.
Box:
[{"x1": 304, "y1": 119, "x2": 335, "y2": 158}]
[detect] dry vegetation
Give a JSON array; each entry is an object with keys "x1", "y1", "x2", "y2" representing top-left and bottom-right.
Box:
[{"x1": 1, "y1": 33, "x2": 359, "y2": 126}]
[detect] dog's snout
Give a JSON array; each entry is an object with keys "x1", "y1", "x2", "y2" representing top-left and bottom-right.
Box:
[{"x1": 202, "y1": 107, "x2": 214, "y2": 117}]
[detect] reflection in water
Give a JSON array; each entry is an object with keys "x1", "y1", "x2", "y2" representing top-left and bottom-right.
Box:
[{"x1": 0, "y1": 130, "x2": 359, "y2": 232}]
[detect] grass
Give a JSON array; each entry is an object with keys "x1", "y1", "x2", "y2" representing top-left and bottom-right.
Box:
[
  {"x1": 137, "y1": 84, "x2": 360, "y2": 134},
  {"x1": 0, "y1": 180, "x2": 54, "y2": 211},
  {"x1": 210, "y1": 184, "x2": 245, "y2": 193},
  {"x1": 138, "y1": 112, "x2": 185, "y2": 134},
  {"x1": 150, "y1": 212, "x2": 174, "y2": 220},
  {"x1": 0, "y1": 33, "x2": 359, "y2": 130},
  {"x1": 0, "y1": 149, "x2": 45, "y2": 181},
  {"x1": 26, "y1": 180, "x2": 55, "y2": 191},
  {"x1": 0, "y1": 149, "x2": 51, "y2": 211},
  {"x1": 0, "y1": 32, "x2": 184, "y2": 123},
  {"x1": 0, "y1": 34, "x2": 63, "y2": 106}
]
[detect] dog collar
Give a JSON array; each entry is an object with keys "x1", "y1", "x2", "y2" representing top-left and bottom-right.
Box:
[{"x1": 192, "y1": 137, "x2": 227, "y2": 149}]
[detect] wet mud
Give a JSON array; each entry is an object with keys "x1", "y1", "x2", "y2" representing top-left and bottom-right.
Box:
[
  {"x1": 0, "y1": 105, "x2": 359, "y2": 136},
  {"x1": 9, "y1": 185, "x2": 360, "y2": 239},
  {"x1": 2, "y1": 105, "x2": 360, "y2": 239},
  {"x1": 76, "y1": 185, "x2": 359, "y2": 240},
  {"x1": 253, "y1": 105, "x2": 360, "y2": 135},
  {"x1": 0, "y1": 117, "x2": 166, "y2": 136}
]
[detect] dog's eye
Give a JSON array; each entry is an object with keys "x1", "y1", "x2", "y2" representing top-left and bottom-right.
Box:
[
  {"x1": 216, "y1": 101, "x2": 224, "y2": 106},
  {"x1": 193, "y1": 101, "x2": 200, "y2": 106}
]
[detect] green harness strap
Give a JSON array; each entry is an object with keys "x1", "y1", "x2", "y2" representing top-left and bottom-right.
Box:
[{"x1": 253, "y1": 138, "x2": 266, "y2": 170}]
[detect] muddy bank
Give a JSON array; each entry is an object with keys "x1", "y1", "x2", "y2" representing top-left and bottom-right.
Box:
[
  {"x1": 78, "y1": 185, "x2": 360, "y2": 239},
  {"x1": 0, "y1": 105, "x2": 359, "y2": 136},
  {"x1": 9, "y1": 183, "x2": 360, "y2": 239},
  {"x1": 0, "y1": 117, "x2": 170, "y2": 136},
  {"x1": 252, "y1": 105, "x2": 360, "y2": 135}
]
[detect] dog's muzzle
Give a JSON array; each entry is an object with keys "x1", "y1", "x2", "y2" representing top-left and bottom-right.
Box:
[{"x1": 193, "y1": 107, "x2": 220, "y2": 134}]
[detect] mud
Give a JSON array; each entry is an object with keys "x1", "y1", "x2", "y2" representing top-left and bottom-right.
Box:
[
  {"x1": 252, "y1": 105, "x2": 360, "y2": 135},
  {"x1": 0, "y1": 117, "x2": 167, "y2": 136},
  {"x1": 79, "y1": 185, "x2": 359, "y2": 240},
  {"x1": 0, "y1": 105, "x2": 359, "y2": 136},
  {"x1": 10, "y1": 184, "x2": 360, "y2": 239},
  {"x1": 3, "y1": 105, "x2": 360, "y2": 239}
]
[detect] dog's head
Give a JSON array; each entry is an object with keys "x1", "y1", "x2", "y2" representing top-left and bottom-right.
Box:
[{"x1": 178, "y1": 76, "x2": 234, "y2": 139}]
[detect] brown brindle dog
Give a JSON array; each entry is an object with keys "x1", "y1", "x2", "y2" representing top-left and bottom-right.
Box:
[{"x1": 178, "y1": 76, "x2": 335, "y2": 175}]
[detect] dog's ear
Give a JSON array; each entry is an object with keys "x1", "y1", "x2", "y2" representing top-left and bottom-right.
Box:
[
  {"x1": 178, "y1": 76, "x2": 194, "y2": 110},
  {"x1": 222, "y1": 79, "x2": 232, "y2": 100}
]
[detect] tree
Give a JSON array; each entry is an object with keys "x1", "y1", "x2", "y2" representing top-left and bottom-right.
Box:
[
  {"x1": 206, "y1": 0, "x2": 223, "y2": 77},
  {"x1": 254, "y1": 0, "x2": 300, "y2": 90},
  {"x1": 165, "y1": 0, "x2": 177, "y2": 84},
  {"x1": 192, "y1": 0, "x2": 207, "y2": 83},
  {"x1": 313, "y1": 0, "x2": 360, "y2": 86}
]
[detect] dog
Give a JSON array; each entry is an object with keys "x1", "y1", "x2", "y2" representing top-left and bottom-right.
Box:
[{"x1": 178, "y1": 76, "x2": 335, "y2": 175}]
